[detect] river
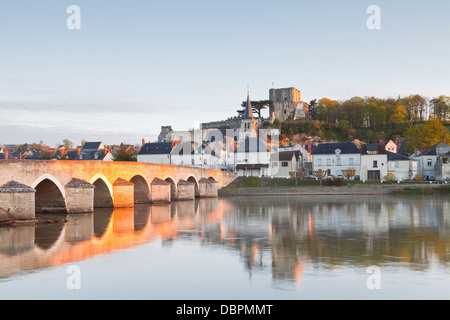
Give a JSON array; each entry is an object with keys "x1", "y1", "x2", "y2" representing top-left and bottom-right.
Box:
[{"x1": 0, "y1": 195, "x2": 449, "y2": 300}]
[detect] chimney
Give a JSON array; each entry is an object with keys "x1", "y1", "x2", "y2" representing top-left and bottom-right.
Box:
[
  {"x1": 104, "y1": 148, "x2": 107, "y2": 155},
  {"x1": 19, "y1": 152, "x2": 22, "y2": 160},
  {"x1": 4, "y1": 149, "x2": 8, "y2": 160},
  {"x1": 420, "y1": 146, "x2": 425, "y2": 155},
  {"x1": 307, "y1": 141, "x2": 312, "y2": 154},
  {"x1": 142, "y1": 138, "x2": 146, "y2": 146},
  {"x1": 77, "y1": 148, "x2": 81, "y2": 155}
]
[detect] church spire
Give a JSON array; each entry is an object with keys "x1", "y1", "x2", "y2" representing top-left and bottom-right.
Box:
[{"x1": 243, "y1": 91, "x2": 254, "y2": 120}]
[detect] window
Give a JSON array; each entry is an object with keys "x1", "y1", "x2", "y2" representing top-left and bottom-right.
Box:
[
  {"x1": 318, "y1": 159, "x2": 322, "y2": 166},
  {"x1": 327, "y1": 159, "x2": 331, "y2": 166},
  {"x1": 273, "y1": 162, "x2": 278, "y2": 168},
  {"x1": 373, "y1": 161, "x2": 378, "y2": 168},
  {"x1": 395, "y1": 161, "x2": 399, "y2": 168},
  {"x1": 427, "y1": 159, "x2": 432, "y2": 167},
  {"x1": 337, "y1": 158, "x2": 341, "y2": 166},
  {"x1": 349, "y1": 158, "x2": 354, "y2": 166},
  {"x1": 282, "y1": 162, "x2": 289, "y2": 167}
]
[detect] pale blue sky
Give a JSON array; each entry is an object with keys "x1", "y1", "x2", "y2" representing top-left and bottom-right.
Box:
[{"x1": 1, "y1": 0, "x2": 449, "y2": 146}]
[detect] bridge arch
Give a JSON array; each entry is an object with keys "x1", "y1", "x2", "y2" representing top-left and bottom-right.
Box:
[
  {"x1": 164, "y1": 176, "x2": 177, "y2": 201},
  {"x1": 33, "y1": 175, "x2": 67, "y2": 213},
  {"x1": 130, "y1": 175, "x2": 151, "y2": 204},
  {"x1": 89, "y1": 174, "x2": 114, "y2": 208},
  {"x1": 187, "y1": 176, "x2": 200, "y2": 197}
]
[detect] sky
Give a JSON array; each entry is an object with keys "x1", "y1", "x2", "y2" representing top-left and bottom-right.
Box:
[{"x1": 1, "y1": 0, "x2": 449, "y2": 146}]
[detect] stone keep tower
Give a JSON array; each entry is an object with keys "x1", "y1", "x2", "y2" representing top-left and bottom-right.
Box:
[{"x1": 269, "y1": 87, "x2": 308, "y2": 123}]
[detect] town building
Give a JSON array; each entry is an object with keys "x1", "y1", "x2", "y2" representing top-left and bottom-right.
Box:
[
  {"x1": 270, "y1": 150, "x2": 301, "y2": 178},
  {"x1": 75, "y1": 142, "x2": 113, "y2": 161},
  {"x1": 412, "y1": 143, "x2": 450, "y2": 180},
  {"x1": 137, "y1": 142, "x2": 173, "y2": 164},
  {"x1": 312, "y1": 142, "x2": 361, "y2": 177},
  {"x1": 360, "y1": 144, "x2": 388, "y2": 182},
  {"x1": 386, "y1": 151, "x2": 417, "y2": 181}
]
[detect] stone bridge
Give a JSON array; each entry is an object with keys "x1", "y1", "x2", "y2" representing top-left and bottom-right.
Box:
[{"x1": 0, "y1": 160, "x2": 237, "y2": 219}]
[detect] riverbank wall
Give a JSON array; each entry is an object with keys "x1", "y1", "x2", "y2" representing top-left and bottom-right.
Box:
[{"x1": 219, "y1": 184, "x2": 447, "y2": 197}]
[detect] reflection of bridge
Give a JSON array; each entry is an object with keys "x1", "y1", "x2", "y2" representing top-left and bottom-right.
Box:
[
  {"x1": 0, "y1": 199, "x2": 225, "y2": 278},
  {"x1": 0, "y1": 160, "x2": 237, "y2": 219}
]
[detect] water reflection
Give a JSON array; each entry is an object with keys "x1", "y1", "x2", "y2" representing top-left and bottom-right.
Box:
[{"x1": 0, "y1": 196, "x2": 449, "y2": 283}]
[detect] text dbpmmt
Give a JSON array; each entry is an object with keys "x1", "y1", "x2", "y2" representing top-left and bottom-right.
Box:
[{"x1": 221, "y1": 304, "x2": 273, "y2": 315}]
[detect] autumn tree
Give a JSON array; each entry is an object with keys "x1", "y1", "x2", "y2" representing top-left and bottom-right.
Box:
[
  {"x1": 341, "y1": 168, "x2": 356, "y2": 185},
  {"x1": 430, "y1": 96, "x2": 450, "y2": 121},
  {"x1": 404, "y1": 118, "x2": 450, "y2": 152},
  {"x1": 112, "y1": 144, "x2": 137, "y2": 162}
]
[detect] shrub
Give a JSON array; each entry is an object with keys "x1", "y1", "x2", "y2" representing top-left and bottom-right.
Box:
[
  {"x1": 413, "y1": 174, "x2": 422, "y2": 183},
  {"x1": 325, "y1": 178, "x2": 335, "y2": 186},
  {"x1": 383, "y1": 173, "x2": 397, "y2": 184},
  {"x1": 334, "y1": 178, "x2": 345, "y2": 186}
]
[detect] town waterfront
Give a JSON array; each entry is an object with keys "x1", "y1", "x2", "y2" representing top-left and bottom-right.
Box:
[{"x1": 0, "y1": 195, "x2": 449, "y2": 300}]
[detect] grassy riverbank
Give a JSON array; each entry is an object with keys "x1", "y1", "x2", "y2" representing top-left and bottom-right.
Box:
[
  {"x1": 390, "y1": 185, "x2": 450, "y2": 195},
  {"x1": 221, "y1": 176, "x2": 450, "y2": 196}
]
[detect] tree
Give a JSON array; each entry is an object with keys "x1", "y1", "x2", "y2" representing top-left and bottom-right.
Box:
[
  {"x1": 404, "y1": 118, "x2": 450, "y2": 151},
  {"x1": 341, "y1": 168, "x2": 356, "y2": 185},
  {"x1": 312, "y1": 171, "x2": 327, "y2": 185},
  {"x1": 63, "y1": 139, "x2": 73, "y2": 150},
  {"x1": 389, "y1": 105, "x2": 407, "y2": 124},
  {"x1": 430, "y1": 96, "x2": 450, "y2": 121},
  {"x1": 112, "y1": 144, "x2": 137, "y2": 162},
  {"x1": 240, "y1": 100, "x2": 270, "y2": 119},
  {"x1": 309, "y1": 99, "x2": 318, "y2": 120}
]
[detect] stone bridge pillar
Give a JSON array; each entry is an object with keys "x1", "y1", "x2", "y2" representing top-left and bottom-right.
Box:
[
  {"x1": 0, "y1": 181, "x2": 36, "y2": 221},
  {"x1": 65, "y1": 178, "x2": 95, "y2": 213},
  {"x1": 199, "y1": 178, "x2": 218, "y2": 198},
  {"x1": 112, "y1": 178, "x2": 134, "y2": 208},
  {"x1": 150, "y1": 178, "x2": 171, "y2": 203},
  {"x1": 177, "y1": 180, "x2": 195, "y2": 201}
]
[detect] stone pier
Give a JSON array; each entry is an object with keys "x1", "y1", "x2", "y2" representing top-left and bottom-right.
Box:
[
  {"x1": 65, "y1": 178, "x2": 95, "y2": 213},
  {"x1": 112, "y1": 178, "x2": 135, "y2": 208},
  {"x1": 0, "y1": 181, "x2": 36, "y2": 221},
  {"x1": 151, "y1": 178, "x2": 171, "y2": 203},
  {"x1": 199, "y1": 178, "x2": 218, "y2": 198},
  {"x1": 177, "y1": 179, "x2": 195, "y2": 200}
]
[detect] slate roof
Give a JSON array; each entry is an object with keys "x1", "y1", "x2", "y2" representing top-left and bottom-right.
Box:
[
  {"x1": 236, "y1": 164, "x2": 269, "y2": 170},
  {"x1": 82, "y1": 142, "x2": 103, "y2": 150},
  {"x1": 386, "y1": 151, "x2": 412, "y2": 161},
  {"x1": 422, "y1": 143, "x2": 450, "y2": 156},
  {"x1": 139, "y1": 142, "x2": 173, "y2": 155},
  {"x1": 75, "y1": 150, "x2": 107, "y2": 160},
  {"x1": 312, "y1": 142, "x2": 360, "y2": 155},
  {"x1": 271, "y1": 150, "x2": 300, "y2": 161}
]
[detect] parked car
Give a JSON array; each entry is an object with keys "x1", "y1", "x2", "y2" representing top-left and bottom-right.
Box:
[
  {"x1": 351, "y1": 175, "x2": 360, "y2": 181},
  {"x1": 306, "y1": 175, "x2": 317, "y2": 180},
  {"x1": 326, "y1": 175, "x2": 336, "y2": 180},
  {"x1": 425, "y1": 175, "x2": 435, "y2": 181},
  {"x1": 337, "y1": 175, "x2": 344, "y2": 179}
]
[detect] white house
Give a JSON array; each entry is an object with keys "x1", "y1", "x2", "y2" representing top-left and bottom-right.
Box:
[
  {"x1": 386, "y1": 151, "x2": 418, "y2": 181},
  {"x1": 270, "y1": 150, "x2": 301, "y2": 178},
  {"x1": 235, "y1": 137, "x2": 271, "y2": 177},
  {"x1": 360, "y1": 144, "x2": 388, "y2": 181},
  {"x1": 312, "y1": 142, "x2": 361, "y2": 176},
  {"x1": 412, "y1": 143, "x2": 450, "y2": 179},
  {"x1": 137, "y1": 142, "x2": 172, "y2": 164}
]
